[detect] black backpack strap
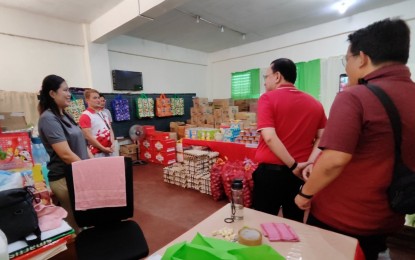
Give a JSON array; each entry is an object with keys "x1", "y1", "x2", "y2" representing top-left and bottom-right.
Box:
[
  {"x1": 365, "y1": 84, "x2": 402, "y2": 159},
  {"x1": 24, "y1": 186, "x2": 42, "y2": 245},
  {"x1": 24, "y1": 226, "x2": 42, "y2": 246}
]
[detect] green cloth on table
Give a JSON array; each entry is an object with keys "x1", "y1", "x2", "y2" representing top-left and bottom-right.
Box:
[{"x1": 162, "y1": 233, "x2": 285, "y2": 260}]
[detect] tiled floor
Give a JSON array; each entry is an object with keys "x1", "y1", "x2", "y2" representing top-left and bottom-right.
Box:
[{"x1": 52, "y1": 163, "x2": 415, "y2": 259}]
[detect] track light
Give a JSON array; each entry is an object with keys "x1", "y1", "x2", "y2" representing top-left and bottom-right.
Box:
[{"x1": 175, "y1": 9, "x2": 246, "y2": 39}]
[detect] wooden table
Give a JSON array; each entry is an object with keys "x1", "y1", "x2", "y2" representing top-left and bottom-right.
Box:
[{"x1": 149, "y1": 204, "x2": 362, "y2": 260}]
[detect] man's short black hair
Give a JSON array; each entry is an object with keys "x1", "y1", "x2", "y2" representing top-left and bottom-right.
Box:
[
  {"x1": 270, "y1": 58, "x2": 297, "y2": 84},
  {"x1": 348, "y1": 18, "x2": 410, "y2": 65},
  {"x1": 99, "y1": 93, "x2": 105, "y2": 98}
]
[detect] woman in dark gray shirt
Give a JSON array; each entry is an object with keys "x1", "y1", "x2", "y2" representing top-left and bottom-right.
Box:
[{"x1": 38, "y1": 75, "x2": 89, "y2": 233}]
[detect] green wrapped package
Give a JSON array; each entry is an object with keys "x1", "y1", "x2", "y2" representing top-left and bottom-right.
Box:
[{"x1": 162, "y1": 233, "x2": 285, "y2": 260}]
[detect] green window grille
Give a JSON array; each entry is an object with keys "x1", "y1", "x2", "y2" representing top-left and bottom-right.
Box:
[{"x1": 231, "y1": 69, "x2": 260, "y2": 100}]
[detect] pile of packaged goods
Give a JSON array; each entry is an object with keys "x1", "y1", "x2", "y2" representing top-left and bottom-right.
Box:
[
  {"x1": 163, "y1": 149, "x2": 219, "y2": 195},
  {"x1": 138, "y1": 125, "x2": 177, "y2": 165}
]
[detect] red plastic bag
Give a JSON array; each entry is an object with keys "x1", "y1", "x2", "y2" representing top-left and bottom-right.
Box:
[
  {"x1": 220, "y1": 159, "x2": 257, "y2": 208},
  {"x1": 210, "y1": 158, "x2": 226, "y2": 201}
]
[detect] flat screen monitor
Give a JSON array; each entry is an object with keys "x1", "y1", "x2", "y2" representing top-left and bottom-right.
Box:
[
  {"x1": 112, "y1": 70, "x2": 143, "y2": 91},
  {"x1": 339, "y1": 73, "x2": 348, "y2": 92}
]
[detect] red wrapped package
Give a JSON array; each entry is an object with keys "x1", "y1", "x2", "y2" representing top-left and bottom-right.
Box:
[
  {"x1": 220, "y1": 160, "x2": 257, "y2": 208},
  {"x1": 210, "y1": 158, "x2": 226, "y2": 201}
]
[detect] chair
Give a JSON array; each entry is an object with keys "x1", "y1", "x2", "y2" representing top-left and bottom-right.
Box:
[{"x1": 65, "y1": 157, "x2": 149, "y2": 260}]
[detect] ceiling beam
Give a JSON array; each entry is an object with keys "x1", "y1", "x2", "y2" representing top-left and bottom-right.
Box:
[{"x1": 89, "y1": 0, "x2": 190, "y2": 43}]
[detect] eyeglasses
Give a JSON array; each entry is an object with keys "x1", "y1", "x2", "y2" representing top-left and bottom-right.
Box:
[{"x1": 341, "y1": 54, "x2": 357, "y2": 67}]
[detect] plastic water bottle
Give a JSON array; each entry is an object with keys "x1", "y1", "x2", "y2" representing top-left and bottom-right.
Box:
[
  {"x1": 31, "y1": 137, "x2": 42, "y2": 164},
  {"x1": 231, "y1": 179, "x2": 244, "y2": 220}
]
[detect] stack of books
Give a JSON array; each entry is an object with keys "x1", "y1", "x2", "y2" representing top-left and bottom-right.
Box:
[{"x1": 8, "y1": 221, "x2": 74, "y2": 260}]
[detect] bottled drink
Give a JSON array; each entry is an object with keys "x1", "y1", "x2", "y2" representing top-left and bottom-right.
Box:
[{"x1": 231, "y1": 179, "x2": 244, "y2": 220}]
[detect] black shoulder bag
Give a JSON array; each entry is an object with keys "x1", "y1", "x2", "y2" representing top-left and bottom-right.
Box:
[
  {"x1": 366, "y1": 84, "x2": 415, "y2": 214},
  {"x1": 0, "y1": 187, "x2": 42, "y2": 244}
]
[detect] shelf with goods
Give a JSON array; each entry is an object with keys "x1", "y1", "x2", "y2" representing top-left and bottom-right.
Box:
[{"x1": 0, "y1": 130, "x2": 72, "y2": 260}]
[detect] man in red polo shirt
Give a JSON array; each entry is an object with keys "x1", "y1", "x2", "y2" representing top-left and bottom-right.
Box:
[
  {"x1": 79, "y1": 89, "x2": 114, "y2": 157},
  {"x1": 295, "y1": 19, "x2": 415, "y2": 260},
  {"x1": 253, "y1": 58, "x2": 326, "y2": 222}
]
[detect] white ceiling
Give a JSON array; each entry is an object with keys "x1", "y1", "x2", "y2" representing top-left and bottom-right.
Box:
[
  {"x1": 0, "y1": 0, "x2": 124, "y2": 23},
  {"x1": 0, "y1": 0, "x2": 409, "y2": 53}
]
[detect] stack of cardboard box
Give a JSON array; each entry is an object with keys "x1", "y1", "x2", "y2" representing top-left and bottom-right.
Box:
[
  {"x1": 169, "y1": 121, "x2": 197, "y2": 140},
  {"x1": 235, "y1": 112, "x2": 257, "y2": 128},
  {"x1": 190, "y1": 97, "x2": 210, "y2": 127},
  {"x1": 233, "y1": 99, "x2": 258, "y2": 112},
  {"x1": 189, "y1": 97, "x2": 259, "y2": 130},
  {"x1": 119, "y1": 143, "x2": 138, "y2": 161},
  {"x1": 138, "y1": 125, "x2": 177, "y2": 165},
  {"x1": 212, "y1": 99, "x2": 239, "y2": 128}
]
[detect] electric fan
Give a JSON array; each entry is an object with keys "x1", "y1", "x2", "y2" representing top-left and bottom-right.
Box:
[{"x1": 128, "y1": 124, "x2": 147, "y2": 166}]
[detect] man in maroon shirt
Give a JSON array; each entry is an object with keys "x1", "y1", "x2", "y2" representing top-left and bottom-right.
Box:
[
  {"x1": 295, "y1": 19, "x2": 415, "y2": 260},
  {"x1": 253, "y1": 58, "x2": 326, "y2": 222}
]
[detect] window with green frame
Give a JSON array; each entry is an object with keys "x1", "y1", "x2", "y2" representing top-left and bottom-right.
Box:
[{"x1": 231, "y1": 68, "x2": 260, "y2": 100}]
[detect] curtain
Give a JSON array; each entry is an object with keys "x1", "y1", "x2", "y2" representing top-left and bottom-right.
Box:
[
  {"x1": 231, "y1": 68, "x2": 260, "y2": 100},
  {"x1": 295, "y1": 59, "x2": 321, "y2": 100},
  {"x1": 320, "y1": 56, "x2": 345, "y2": 115},
  {"x1": 295, "y1": 62, "x2": 306, "y2": 92},
  {"x1": 0, "y1": 91, "x2": 39, "y2": 127}
]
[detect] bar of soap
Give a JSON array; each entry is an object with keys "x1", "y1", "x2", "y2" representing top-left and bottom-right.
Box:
[{"x1": 238, "y1": 227, "x2": 262, "y2": 246}]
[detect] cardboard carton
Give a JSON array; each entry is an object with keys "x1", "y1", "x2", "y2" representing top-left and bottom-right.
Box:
[
  {"x1": 213, "y1": 99, "x2": 234, "y2": 108},
  {"x1": 120, "y1": 152, "x2": 138, "y2": 161},
  {"x1": 153, "y1": 151, "x2": 176, "y2": 165},
  {"x1": 119, "y1": 144, "x2": 138, "y2": 154},
  {"x1": 192, "y1": 97, "x2": 209, "y2": 106},
  {"x1": 150, "y1": 139, "x2": 176, "y2": 152},
  {"x1": 170, "y1": 121, "x2": 185, "y2": 133},
  {"x1": 0, "y1": 112, "x2": 28, "y2": 132}
]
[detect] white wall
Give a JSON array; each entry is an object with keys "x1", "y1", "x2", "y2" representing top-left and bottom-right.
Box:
[
  {"x1": 2, "y1": 1, "x2": 415, "y2": 99},
  {"x1": 0, "y1": 6, "x2": 88, "y2": 92},
  {"x1": 207, "y1": 1, "x2": 415, "y2": 101},
  {"x1": 0, "y1": 4, "x2": 208, "y2": 96},
  {"x1": 107, "y1": 35, "x2": 208, "y2": 96}
]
